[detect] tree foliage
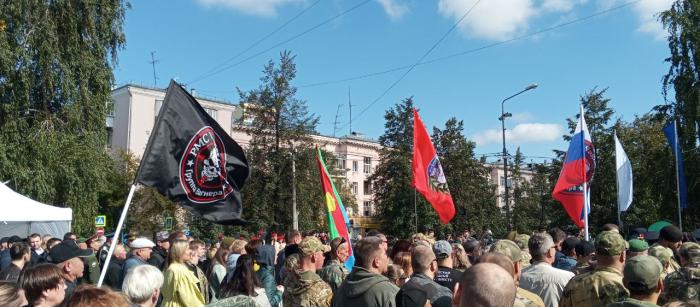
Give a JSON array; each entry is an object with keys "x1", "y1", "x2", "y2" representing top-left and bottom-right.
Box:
[{"x1": 0, "y1": 1, "x2": 127, "y2": 235}]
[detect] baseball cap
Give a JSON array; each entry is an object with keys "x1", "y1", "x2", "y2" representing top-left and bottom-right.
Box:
[
  {"x1": 628, "y1": 239, "x2": 649, "y2": 252},
  {"x1": 679, "y1": 242, "x2": 700, "y2": 265},
  {"x1": 596, "y1": 231, "x2": 627, "y2": 256},
  {"x1": 221, "y1": 236, "x2": 235, "y2": 250},
  {"x1": 623, "y1": 255, "x2": 663, "y2": 292},
  {"x1": 433, "y1": 240, "x2": 453, "y2": 259},
  {"x1": 130, "y1": 237, "x2": 156, "y2": 249},
  {"x1": 660, "y1": 225, "x2": 683, "y2": 243},
  {"x1": 514, "y1": 234, "x2": 530, "y2": 250},
  {"x1": 155, "y1": 231, "x2": 169, "y2": 242},
  {"x1": 298, "y1": 236, "x2": 330, "y2": 256},
  {"x1": 396, "y1": 287, "x2": 429, "y2": 307},
  {"x1": 48, "y1": 240, "x2": 93, "y2": 264},
  {"x1": 648, "y1": 245, "x2": 673, "y2": 268},
  {"x1": 490, "y1": 240, "x2": 522, "y2": 262}
]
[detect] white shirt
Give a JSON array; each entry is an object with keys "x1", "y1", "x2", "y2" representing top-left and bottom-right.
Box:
[{"x1": 519, "y1": 261, "x2": 574, "y2": 307}]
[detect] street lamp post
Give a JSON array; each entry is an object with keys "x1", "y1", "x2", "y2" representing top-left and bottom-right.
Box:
[{"x1": 500, "y1": 83, "x2": 538, "y2": 230}]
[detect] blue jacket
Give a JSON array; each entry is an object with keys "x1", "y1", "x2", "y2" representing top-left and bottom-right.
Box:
[{"x1": 119, "y1": 255, "x2": 150, "y2": 288}]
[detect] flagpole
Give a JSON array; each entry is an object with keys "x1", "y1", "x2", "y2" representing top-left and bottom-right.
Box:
[
  {"x1": 581, "y1": 106, "x2": 589, "y2": 241},
  {"x1": 673, "y1": 120, "x2": 683, "y2": 232},
  {"x1": 615, "y1": 131, "x2": 623, "y2": 231},
  {"x1": 97, "y1": 184, "x2": 136, "y2": 287},
  {"x1": 414, "y1": 188, "x2": 418, "y2": 233}
]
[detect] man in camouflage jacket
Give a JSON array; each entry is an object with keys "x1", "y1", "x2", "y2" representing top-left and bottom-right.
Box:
[
  {"x1": 662, "y1": 242, "x2": 700, "y2": 304},
  {"x1": 284, "y1": 236, "x2": 333, "y2": 307},
  {"x1": 319, "y1": 237, "x2": 350, "y2": 294}
]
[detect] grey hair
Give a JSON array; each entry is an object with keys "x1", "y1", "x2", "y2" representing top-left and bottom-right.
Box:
[
  {"x1": 528, "y1": 233, "x2": 555, "y2": 261},
  {"x1": 122, "y1": 265, "x2": 164, "y2": 304}
]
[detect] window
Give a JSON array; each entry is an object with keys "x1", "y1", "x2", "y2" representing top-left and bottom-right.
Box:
[
  {"x1": 154, "y1": 99, "x2": 163, "y2": 117},
  {"x1": 363, "y1": 180, "x2": 371, "y2": 195},
  {"x1": 204, "y1": 107, "x2": 218, "y2": 120},
  {"x1": 336, "y1": 155, "x2": 346, "y2": 170},
  {"x1": 351, "y1": 182, "x2": 358, "y2": 195},
  {"x1": 106, "y1": 102, "x2": 115, "y2": 117},
  {"x1": 500, "y1": 176, "x2": 512, "y2": 188},
  {"x1": 352, "y1": 161, "x2": 358, "y2": 172},
  {"x1": 106, "y1": 129, "x2": 113, "y2": 145},
  {"x1": 363, "y1": 201, "x2": 372, "y2": 216},
  {"x1": 363, "y1": 157, "x2": 372, "y2": 174}
]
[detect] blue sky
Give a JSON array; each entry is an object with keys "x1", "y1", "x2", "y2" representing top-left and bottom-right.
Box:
[{"x1": 113, "y1": 0, "x2": 673, "y2": 162}]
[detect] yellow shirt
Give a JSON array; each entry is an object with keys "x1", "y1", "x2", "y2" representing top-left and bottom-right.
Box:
[{"x1": 162, "y1": 262, "x2": 205, "y2": 307}]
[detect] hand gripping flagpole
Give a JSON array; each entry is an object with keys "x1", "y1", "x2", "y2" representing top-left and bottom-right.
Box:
[{"x1": 97, "y1": 184, "x2": 136, "y2": 287}]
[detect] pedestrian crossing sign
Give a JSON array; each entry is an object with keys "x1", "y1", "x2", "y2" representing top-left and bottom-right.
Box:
[{"x1": 95, "y1": 215, "x2": 106, "y2": 227}]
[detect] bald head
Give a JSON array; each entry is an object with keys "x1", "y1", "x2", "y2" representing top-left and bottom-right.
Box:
[
  {"x1": 411, "y1": 245, "x2": 436, "y2": 274},
  {"x1": 478, "y1": 252, "x2": 515, "y2": 279},
  {"x1": 456, "y1": 263, "x2": 516, "y2": 307}
]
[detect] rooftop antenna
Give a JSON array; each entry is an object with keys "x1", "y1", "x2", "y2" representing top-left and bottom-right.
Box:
[
  {"x1": 333, "y1": 104, "x2": 343, "y2": 137},
  {"x1": 149, "y1": 51, "x2": 159, "y2": 87},
  {"x1": 348, "y1": 87, "x2": 352, "y2": 134}
]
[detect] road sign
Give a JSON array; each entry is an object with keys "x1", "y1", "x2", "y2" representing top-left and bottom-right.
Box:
[
  {"x1": 164, "y1": 217, "x2": 173, "y2": 231},
  {"x1": 95, "y1": 215, "x2": 106, "y2": 227},
  {"x1": 96, "y1": 227, "x2": 104, "y2": 236}
]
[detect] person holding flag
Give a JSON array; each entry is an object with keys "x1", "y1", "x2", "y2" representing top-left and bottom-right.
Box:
[{"x1": 552, "y1": 105, "x2": 596, "y2": 240}]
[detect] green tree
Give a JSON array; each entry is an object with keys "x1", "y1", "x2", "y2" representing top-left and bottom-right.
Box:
[
  {"x1": 660, "y1": 1, "x2": 699, "y2": 226},
  {"x1": 237, "y1": 51, "x2": 352, "y2": 233},
  {"x1": 0, "y1": 1, "x2": 127, "y2": 235}
]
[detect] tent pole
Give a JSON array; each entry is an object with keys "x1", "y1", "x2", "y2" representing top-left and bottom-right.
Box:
[{"x1": 97, "y1": 184, "x2": 136, "y2": 288}]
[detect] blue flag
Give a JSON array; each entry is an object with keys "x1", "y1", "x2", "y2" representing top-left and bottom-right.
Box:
[{"x1": 663, "y1": 121, "x2": 689, "y2": 209}]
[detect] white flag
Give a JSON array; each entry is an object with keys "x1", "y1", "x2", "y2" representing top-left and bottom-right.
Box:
[{"x1": 614, "y1": 133, "x2": 633, "y2": 212}]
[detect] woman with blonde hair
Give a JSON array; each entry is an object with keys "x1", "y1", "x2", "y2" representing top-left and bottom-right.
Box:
[
  {"x1": 0, "y1": 281, "x2": 27, "y2": 307},
  {"x1": 162, "y1": 239, "x2": 205, "y2": 307}
]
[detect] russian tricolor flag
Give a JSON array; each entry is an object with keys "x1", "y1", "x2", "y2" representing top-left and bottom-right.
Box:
[{"x1": 553, "y1": 106, "x2": 596, "y2": 228}]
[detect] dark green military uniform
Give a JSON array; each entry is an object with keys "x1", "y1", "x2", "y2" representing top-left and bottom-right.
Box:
[
  {"x1": 318, "y1": 259, "x2": 349, "y2": 294},
  {"x1": 606, "y1": 297, "x2": 659, "y2": 307},
  {"x1": 662, "y1": 242, "x2": 700, "y2": 304},
  {"x1": 560, "y1": 232, "x2": 630, "y2": 307},
  {"x1": 283, "y1": 236, "x2": 333, "y2": 307}
]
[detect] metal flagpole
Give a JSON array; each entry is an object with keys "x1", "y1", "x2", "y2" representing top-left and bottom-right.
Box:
[
  {"x1": 97, "y1": 184, "x2": 136, "y2": 287},
  {"x1": 673, "y1": 120, "x2": 683, "y2": 232},
  {"x1": 615, "y1": 131, "x2": 623, "y2": 231},
  {"x1": 581, "y1": 106, "x2": 589, "y2": 241},
  {"x1": 414, "y1": 189, "x2": 418, "y2": 233}
]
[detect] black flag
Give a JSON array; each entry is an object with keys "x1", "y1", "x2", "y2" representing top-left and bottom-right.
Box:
[{"x1": 136, "y1": 80, "x2": 249, "y2": 225}]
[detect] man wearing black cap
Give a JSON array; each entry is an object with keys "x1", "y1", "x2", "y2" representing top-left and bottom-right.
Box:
[
  {"x1": 48, "y1": 239, "x2": 93, "y2": 299},
  {"x1": 0, "y1": 235, "x2": 23, "y2": 270},
  {"x1": 432, "y1": 240, "x2": 462, "y2": 293},
  {"x1": 650, "y1": 225, "x2": 683, "y2": 273}
]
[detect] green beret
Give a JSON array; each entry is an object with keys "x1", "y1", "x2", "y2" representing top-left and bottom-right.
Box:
[{"x1": 628, "y1": 239, "x2": 649, "y2": 252}]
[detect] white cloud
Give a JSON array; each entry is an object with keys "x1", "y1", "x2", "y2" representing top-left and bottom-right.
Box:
[
  {"x1": 599, "y1": 0, "x2": 672, "y2": 40},
  {"x1": 511, "y1": 112, "x2": 535, "y2": 123},
  {"x1": 543, "y1": 0, "x2": 586, "y2": 12},
  {"x1": 196, "y1": 0, "x2": 304, "y2": 17},
  {"x1": 376, "y1": 0, "x2": 409, "y2": 21},
  {"x1": 633, "y1": 0, "x2": 673, "y2": 40},
  {"x1": 438, "y1": 0, "x2": 537, "y2": 40},
  {"x1": 472, "y1": 123, "x2": 563, "y2": 145}
]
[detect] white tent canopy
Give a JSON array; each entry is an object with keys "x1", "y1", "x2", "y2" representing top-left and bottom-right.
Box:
[{"x1": 0, "y1": 182, "x2": 72, "y2": 238}]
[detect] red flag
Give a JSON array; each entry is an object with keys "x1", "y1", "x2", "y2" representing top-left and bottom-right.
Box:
[{"x1": 412, "y1": 108, "x2": 455, "y2": 224}]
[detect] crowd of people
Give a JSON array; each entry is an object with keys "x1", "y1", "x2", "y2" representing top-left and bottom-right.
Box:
[{"x1": 0, "y1": 224, "x2": 698, "y2": 306}]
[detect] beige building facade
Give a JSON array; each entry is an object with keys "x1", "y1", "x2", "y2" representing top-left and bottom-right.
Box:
[{"x1": 109, "y1": 84, "x2": 381, "y2": 231}]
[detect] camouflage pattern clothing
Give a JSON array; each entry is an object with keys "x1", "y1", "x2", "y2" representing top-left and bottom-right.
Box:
[
  {"x1": 662, "y1": 266, "x2": 700, "y2": 303},
  {"x1": 283, "y1": 270, "x2": 333, "y2": 307},
  {"x1": 560, "y1": 266, "x2": 630, "y2": 307},
  {"x1": 515, "y1": 287, "x2": 545, "y2": 307},
  {"x1": 520, "y1": 250, "x2": 533, "y2": 269},
  {"x1": 572, "y1": 260, "x2": 594, "y2": 276},
  {"x1": 605, "y1": 297, "x2": 659, "y2": 307},
  {"x1": 650, "y1": 243, "x2": 680, "y2": 272},
  {"x1": 318, "y1": 260, "x2": 349, "y2": 294}
]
